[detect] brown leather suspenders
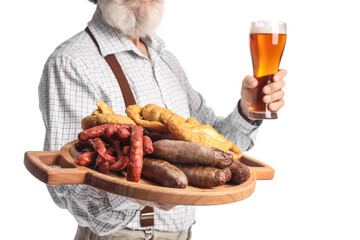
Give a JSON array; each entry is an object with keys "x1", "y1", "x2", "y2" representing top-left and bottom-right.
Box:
[
  {"x1": 85, "y1": 27, "x2": 136, "y2": 107},
  {"x1": 85, "y1": 27, "x2": 155, "y2": 230}
]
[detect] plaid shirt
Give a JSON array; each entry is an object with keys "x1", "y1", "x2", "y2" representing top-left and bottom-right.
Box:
[{"x1": 38, "y1": 7, "x2": 260, "y2": 236}]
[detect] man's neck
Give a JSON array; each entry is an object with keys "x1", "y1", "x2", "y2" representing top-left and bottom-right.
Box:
[
  {"x1": 128, "y1": 36, "x2": 141, "y2": 46},
  {"x1": 128, "y1": 36, "x2": 149, "y2": 58}
]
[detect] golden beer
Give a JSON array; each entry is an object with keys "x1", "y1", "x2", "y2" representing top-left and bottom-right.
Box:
[{"x1": 249, "y1": 21, "x2": 287, "y2": 119}]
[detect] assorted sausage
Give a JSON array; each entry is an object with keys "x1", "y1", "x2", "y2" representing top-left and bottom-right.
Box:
[
  {"x1": 142, "y1": 158, "x2": 188, "y2": 188},
  {"x1": 75, "y1": 124, "x2": 153, "y2": 183},
  {"x1": 151, "y1": 140, "x2": 233, "y2": 169},
  {"x1": 173, "y1": 164, "x2": 229, "y2": 188},
  {"x1": 74, "y1": 124, "x2": 250, "y2": 188}
]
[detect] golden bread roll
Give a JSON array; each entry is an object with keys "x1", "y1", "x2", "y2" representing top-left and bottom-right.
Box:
[{"x1": 125, "y1": 103, "x2": 242, "y2": 157}]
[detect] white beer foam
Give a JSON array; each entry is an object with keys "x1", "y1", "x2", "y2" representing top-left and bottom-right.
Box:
[{"x1": 250, "y1": 21, "x2": 287, "y2": 34}]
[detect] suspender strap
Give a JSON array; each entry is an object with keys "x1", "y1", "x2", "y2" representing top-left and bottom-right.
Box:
[
  {"x1": 140, "y1": 206, "x2": 155, "y2": 227},
  {"x1": 85, "y1": 27, "x2": 155, "y2": 228},
  {"x1": 85, "y1": 27, "x2": 100, "y2": 51},
  {"x1": 103, "y1": 54, "x2": 137, "y2": 107},
  {"x1": 85, "y1": 27, "x2": 136, "y2": 107}
]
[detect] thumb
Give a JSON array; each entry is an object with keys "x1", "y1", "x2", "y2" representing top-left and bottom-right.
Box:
[
  {"x1": 242, "y1": 76, "x2": 258, "y2": 89},
  {"x1": 241, "y1": 75, "x2": 257, "y2": 108}
]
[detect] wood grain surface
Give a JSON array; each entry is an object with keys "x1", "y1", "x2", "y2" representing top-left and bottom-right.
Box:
[{"x1": 24, "y1": 140, "x2": 274, "y2": 205}]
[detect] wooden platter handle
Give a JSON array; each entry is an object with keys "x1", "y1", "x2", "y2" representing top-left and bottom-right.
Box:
[
  {"x1": 240, "y1": 155, "x2": 275, "y2": 180},
  {"x1": 24, "y1": 151, "x2": 88, "y2": 185}
]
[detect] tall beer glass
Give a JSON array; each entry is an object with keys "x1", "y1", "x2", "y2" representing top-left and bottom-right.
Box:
[{"x1": 249, "y1": 21, "x2": 287, "y2": 119}]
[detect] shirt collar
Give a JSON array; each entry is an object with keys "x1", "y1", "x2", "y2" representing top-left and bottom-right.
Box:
[
  {"x1": 87, "y1": 7, "x2": 165, "y2": 58},
  {"x1": 142, "y1": 33, "x2": 165, "y2": 55}
]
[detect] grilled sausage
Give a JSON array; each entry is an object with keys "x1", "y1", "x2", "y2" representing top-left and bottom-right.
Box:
[
  {"x1": 229, "y1": 160, "x2": 251, "y2": 184},
  {"x1": 223, "y1": 167, "x2": 232, "y2": 182},
  {"x1": 151, "y1": 140, "x2": 233, "y2": 169},
  {"x1": 142, "y1": 158, "x2": 188, "y2": 188},
  {"x1": 145, "y1": 130, "x2": 177, "y2": 142},
  {"x1": 174, "y1": 164, "x2": 228, "y2": 188}
]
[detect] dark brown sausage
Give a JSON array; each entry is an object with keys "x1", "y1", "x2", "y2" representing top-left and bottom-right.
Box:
[
  {"x1": 151, "y1": 140, "x2": 233, "y2": 168},
  {"x1": 223, "y1": 167, "x2": 232, "y2": 182},
  {"x1": 142, "y1": 158, "x2": 188, "y2": 188},
  {"x1": 229, "y1": 160, "x2": 251, "y2": 184},
  {"x1": 75, "y1": 140, "x2": 92, "y2": 151},
  {"x1": 145, "y1": 130, "x2": 177, "y2": 142},
  {"x1": 174, "y1": 163, "x2": 227, "y2": 188}
]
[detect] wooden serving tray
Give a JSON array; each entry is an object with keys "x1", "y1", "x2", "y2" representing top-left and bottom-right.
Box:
[{"x1": 24, "y1": 141, "x2": 274, "y2": 206}]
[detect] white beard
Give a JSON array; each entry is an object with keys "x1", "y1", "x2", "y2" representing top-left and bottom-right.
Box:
[{"x1": 98, "y1": 0, "x2": 164, "y2": 38}]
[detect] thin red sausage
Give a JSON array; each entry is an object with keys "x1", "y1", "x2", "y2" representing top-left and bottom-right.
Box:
[
  {"x1": 91, "y1": 137, "x2": 107, "y2": 155},
  {"x1": 110, "y1": 140, "x2": 129, "y2": 171},
  {"x1": 143, "y1": 135, "x2": 154, "y2": 155},
  {"x1": 75, "y1": 151, "x2": 97, "y2": 166},
  {"x1": 116, "y1": 127, "x2": 131, "y2": 145},
  {"x1": 98, "y1": 152, "x2": 116, "y2": 165},
  {"x1": 122, "y1": 146, "x2": 131, "y2": 156},
  {"x1": 78, "y1": 124, "x2": 133, "y2": 141},
  {"x1": 127, "y1": 126, "x2": 144, "y2": 182},
  {"x1": 98, "y1": 161, "x2": 110, "y2": 174}
]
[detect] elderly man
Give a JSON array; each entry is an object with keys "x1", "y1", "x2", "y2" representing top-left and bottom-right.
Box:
[{"x1": 38, "y1": 0, "x2": 286, "y2": 239}]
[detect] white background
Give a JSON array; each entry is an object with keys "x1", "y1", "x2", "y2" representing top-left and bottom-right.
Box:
[{"x1": 1, "y1": 0, "x2": 360, "y2": 239}]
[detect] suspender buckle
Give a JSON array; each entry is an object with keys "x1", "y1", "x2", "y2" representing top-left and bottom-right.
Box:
[{"x1": 144, "y1": 228, "x2": 153, "y2": 240}]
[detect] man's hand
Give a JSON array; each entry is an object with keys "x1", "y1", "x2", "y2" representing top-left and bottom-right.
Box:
[{"x1": 240, "y1": 69, "x2": 287, "y2": 120}]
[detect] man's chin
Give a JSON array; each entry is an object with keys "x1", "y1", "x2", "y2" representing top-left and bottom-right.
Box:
[{"x1": 99, "y1": 0, "x2": 164, "y2": 38}]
